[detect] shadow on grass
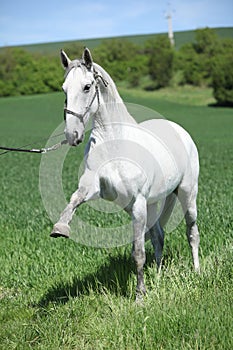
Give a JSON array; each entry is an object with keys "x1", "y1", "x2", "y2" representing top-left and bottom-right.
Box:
[
  {"x1": 38, "y1": 254, "x2": 133, "y2": 307},
  {"x1": 38, "y1": 249, "x2": 158, "y2": 308},
  {"x1": 208, "y1": 102, "x2": 233, "y2": 108}
]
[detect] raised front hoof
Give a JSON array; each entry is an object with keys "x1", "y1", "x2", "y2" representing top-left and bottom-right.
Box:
[{"x1": 50, "y1": 223, "x2": 70, "y2": 238}]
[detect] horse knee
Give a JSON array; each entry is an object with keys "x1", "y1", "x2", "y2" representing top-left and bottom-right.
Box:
[
  {"x1": 132, "y1": 240, "x2": 146, "y2": 296},
  {"x1": 70, "y1": 187, "x2": 86, "y2": 207},
  {"x1": 185, "y1": 208, "x2": 197, "y2": 227},
  {"x1": 132, "y1": 243, "x2": 146, "y2": 268},
  {"x1": 187, "y1": 223, "x2": 200, "y2": 247}
]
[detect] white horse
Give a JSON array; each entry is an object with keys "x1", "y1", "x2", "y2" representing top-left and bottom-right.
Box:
[{"x1": 51, "y1": 48, "x2": 200, "y2": 298}]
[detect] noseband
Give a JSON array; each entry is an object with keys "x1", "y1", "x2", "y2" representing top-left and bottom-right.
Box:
[{"x1": 64, "y1": 66, "x2": 108, "y2": 123}]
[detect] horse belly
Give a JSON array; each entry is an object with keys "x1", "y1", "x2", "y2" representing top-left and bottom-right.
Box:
[{"x1": 146, "y1": 157, "x2": 182, "y2": 204}]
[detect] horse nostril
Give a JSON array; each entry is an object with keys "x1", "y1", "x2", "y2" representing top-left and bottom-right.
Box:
[{"x1": 72, "y1": 131, "x2": 83, "y2": 146}]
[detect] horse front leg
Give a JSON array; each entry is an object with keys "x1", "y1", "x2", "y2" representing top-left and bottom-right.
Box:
[
  {"x1": 131, "y1": 194, "x2": 147, "y2": 301},
  {"x1": 50, "y1": 187, "x2": 87, "y2": 238}
]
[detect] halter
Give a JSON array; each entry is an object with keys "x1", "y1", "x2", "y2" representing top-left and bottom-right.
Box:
[
  {"x1": 0, "y1": 60, "x2": 109, "y2": 156},
  {"x1": 63, "y1": 65, "x2": 108, "y2": 123}
]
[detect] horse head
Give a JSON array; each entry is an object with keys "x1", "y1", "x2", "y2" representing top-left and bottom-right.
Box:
[{"x1": 61, "y1": 48, "x2": 101, "y2": 146}]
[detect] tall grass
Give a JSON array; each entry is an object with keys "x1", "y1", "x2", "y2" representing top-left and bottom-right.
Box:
[{"x1": 0, "y1": 90, "x2": 232, "y2": 349}]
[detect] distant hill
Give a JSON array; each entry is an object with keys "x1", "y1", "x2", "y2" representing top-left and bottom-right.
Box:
[{"x1": 2, "y1": 27, "x2": 233, "y2": 56}]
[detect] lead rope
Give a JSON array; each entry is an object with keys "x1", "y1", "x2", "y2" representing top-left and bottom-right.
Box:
[
  {"x1": 0, "y1": 136, "x2": 67, "y2": 156},
  {"x1": 1, "y1": 70, "x2": 108, "y2": 156}
]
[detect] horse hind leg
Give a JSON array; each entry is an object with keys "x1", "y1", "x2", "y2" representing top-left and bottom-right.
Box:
[
  {"x1": 150, "y1": 222, "x2": 164, "y2": 271},
  {"x1": 159, "y1": 192, "x2": 177, "y2": 228},
  {"x1": 147, "y1": 204, "x2": 165, "y2": 271},
  {"x1": 148, "y1": 194, "x2": 176, "y2": 270},
  {"x1": 178, "y1": 185, "x2": 200, "y2": 272},
  {"x1": 185, "y1": 207, "x2": 200, "y2": 273},
  {"x1": 131, "y1": 195, "x2": 147, "y2": 300}
]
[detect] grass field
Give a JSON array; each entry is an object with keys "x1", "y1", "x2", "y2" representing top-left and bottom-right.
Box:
[
  {"x1": 1, "y1": 27, "x2": 232, "y2": 54},
  {"x1": 0, "y1": 88, "x2": 232, "y2": 349}
]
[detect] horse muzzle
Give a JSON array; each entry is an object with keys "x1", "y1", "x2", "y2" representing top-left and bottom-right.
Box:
[{"x1": 65, "y1": 130, "x2": 84, "y2": 146}]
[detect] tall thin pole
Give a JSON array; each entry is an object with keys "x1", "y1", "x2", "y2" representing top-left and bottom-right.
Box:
[{"x1": 165, "y1": 4, "x2": 175, "y2": 46}]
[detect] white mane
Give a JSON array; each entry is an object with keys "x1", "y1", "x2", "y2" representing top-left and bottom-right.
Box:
[{"x1": 92, "y1": 62, "x2": 136, "y2": 125}]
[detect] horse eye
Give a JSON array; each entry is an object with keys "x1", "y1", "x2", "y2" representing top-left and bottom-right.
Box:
[{"x1": 84, "y1": 83, "x2": 91, "y2": 92}]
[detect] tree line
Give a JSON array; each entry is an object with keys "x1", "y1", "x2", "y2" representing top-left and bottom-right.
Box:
[{"x1": 0, "y1": 28, "x2": 232, "y2": 106}]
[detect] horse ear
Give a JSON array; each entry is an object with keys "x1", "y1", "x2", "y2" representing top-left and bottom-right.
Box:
[
  {"x1": 83, "y1": 48, "x2": 93, "y2": 69},
  {"x1": 60, "y1": 50, "x2": 71, "y2": 69}
]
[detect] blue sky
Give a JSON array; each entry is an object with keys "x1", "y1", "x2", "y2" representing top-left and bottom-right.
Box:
[{"x1": 1, "y1": 0, "x2": 232, "y2": 47}]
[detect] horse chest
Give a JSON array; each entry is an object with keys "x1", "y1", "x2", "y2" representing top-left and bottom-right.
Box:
[{"x1": 98, "y1": 162, "x2": 146, "y2": 205}]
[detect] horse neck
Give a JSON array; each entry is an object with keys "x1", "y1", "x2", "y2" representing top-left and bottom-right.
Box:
[{"x1": 92, "y1": 74, "x2": 137, "y2": 141}]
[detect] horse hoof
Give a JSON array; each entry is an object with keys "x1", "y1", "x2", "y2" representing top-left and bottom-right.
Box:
[
  {"x1": 136, "y1": 292, "x2": 145, "y2": 305},
  {"x1": 135, "y1": 287, "x2": 146, "y2": 304},
  {"x1": 50, "y1": 223, "x2": 70, "y2": 238}
]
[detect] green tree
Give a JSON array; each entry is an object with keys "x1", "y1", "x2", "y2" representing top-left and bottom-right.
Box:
[
  {"x1": 93, "y1": 39, "x2": 142, "y2": 81},
  {"x1": 212, "y1": 46, "x2": 233, "y2": 106},
  {"x1": 126, "y1": 55, "x2": 148, "y2": 87},
  {"x1": 0, "y1": 48, "x2": 62, "y2": 96},
  {"x1": 177, "y1": 43, "x2": 205, "y2": 86},
  {"x1": 62, "y1": 42, "x2": 85, "y2": 58},
  {"x1": 194, "y1": 27, "x2": 219, "y2": 56},
  {"x1": 178, "y1": 28, "x2": 221, "y2": 86},
  {"x1": 145, "y1": 36, "x2": 174, "y2": 89}
]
